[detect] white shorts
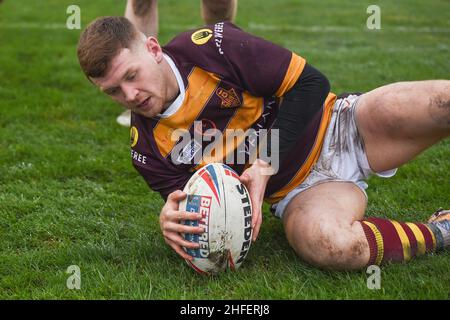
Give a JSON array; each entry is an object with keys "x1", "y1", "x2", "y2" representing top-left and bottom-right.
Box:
[{"x1": 272, "y1": 94, "x2": 397, "y2": 219}]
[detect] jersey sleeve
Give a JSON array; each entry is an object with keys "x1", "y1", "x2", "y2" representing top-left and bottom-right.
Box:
[
  {"x1": 163, "y1": 22, "x2": 306, "y2": 98},
  {"x1": 136, "y1": 164, "x2": 192, "y2": 203}
]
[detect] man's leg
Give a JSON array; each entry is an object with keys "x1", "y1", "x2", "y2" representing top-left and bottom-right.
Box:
[
  {"x1": 356, "y1": 80, "x2": 450, "y2": 172},
  {"x1": 283, "y1": 181, "x2": 449, "y2": 270},
  {"x1": 283, "y1": 81, "x2": 450, "y2": 270},
  {"x1": 351, "y1": 81, "x2": 450, "y2": 266},
  {"x1": 201, "y1": 0, "x2": 237, "y2": 24},
  {"x1": 283, "y1": 182, "x2": 370, "y2": 270}
]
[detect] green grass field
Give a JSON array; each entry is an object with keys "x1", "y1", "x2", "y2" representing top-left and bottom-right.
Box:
[{"x1": 0, "y1": 0, "x2": 449, "y2": 299}]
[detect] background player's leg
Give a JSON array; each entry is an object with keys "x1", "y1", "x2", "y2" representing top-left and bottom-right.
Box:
[
  {"x1": 283, "y1": 181, "x2": 449, "y2": 270},
  {"x1": 201, "y1": 0, "x2": 237, "y2": 24},
  {"x1": 356, "y1": 80, "x2": 450, "y2": 172},
  {"x1": 125, "y1": 0, "x2": 158, "y2": 37}
]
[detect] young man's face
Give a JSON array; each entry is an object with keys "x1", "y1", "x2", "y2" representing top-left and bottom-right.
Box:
[{"x1": 91, "y1": 37, "x2": 175, "y2": 118}]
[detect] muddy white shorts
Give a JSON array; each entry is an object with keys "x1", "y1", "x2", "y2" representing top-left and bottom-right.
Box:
[{"x1": 273, "y1": 94, "x2": 397, "y2": 219}]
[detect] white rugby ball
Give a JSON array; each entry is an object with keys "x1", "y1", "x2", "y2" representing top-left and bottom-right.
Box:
[{"x1": 179, "y1": 163, "x2": 253, "y2": 275}]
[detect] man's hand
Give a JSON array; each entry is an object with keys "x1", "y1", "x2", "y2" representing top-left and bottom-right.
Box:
[
  {"x1": 239, "y1": 159, "x2": 274, "y2": 242},
  {"x1": 159, "y1": 190, "x2": 204, "y2": 261}
]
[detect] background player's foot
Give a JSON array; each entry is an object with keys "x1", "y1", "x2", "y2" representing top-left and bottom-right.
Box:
[{"x1": 117, "y1": 109, "x2": 131, "y2": 127}]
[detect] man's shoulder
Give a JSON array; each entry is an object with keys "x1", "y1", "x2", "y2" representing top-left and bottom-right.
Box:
[
  {"x1": 162, "y1": 22, "x2": 243, "y2": 62},
  {"x1": 163, "y1": 21, "x2": 241, "y2": 47}
]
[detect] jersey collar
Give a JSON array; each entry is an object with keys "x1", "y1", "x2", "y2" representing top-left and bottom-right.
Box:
[{"x1": 158, "y1": 53, "x2": 185, "y2": 118}]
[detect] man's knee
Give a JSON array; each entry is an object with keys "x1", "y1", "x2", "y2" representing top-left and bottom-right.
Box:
[{"x1": 286, "y1": 217, "x2": 368, "y2": 270}]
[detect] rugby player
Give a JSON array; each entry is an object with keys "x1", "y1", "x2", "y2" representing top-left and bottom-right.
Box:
[
  {"x1": 77, "y1": 17, "x2": 449, "y2": 270},
  {"x1": 117, "y1": 0, "x2": 238, "y2": 126}
]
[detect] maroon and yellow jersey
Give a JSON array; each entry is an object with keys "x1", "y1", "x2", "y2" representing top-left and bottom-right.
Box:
[{"x1": 130, "y1": 22, "x2": 336, "y2": 204}]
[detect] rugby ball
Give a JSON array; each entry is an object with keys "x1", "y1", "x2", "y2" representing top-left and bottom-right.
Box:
[{"x1": 179, "y1": 163, "x2": 253, "y2": 275}]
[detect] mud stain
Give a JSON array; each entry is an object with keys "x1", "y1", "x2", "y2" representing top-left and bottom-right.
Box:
[{"x1": 429, "y1": 96, "x2": 450, "y2": 127}]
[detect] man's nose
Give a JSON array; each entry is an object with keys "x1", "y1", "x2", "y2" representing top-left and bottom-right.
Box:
[{"x1": 123, "y1": 84, "x2": 138, "y2": 102}]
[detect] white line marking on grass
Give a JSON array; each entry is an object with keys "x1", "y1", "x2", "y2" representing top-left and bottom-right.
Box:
[
  {"x1": 0, "y1": 22, "x2": 199, "y2": 30},
  {"x1": 0, "y1": 22, "x2": 67, "y2": 29},
  {"x1": 1, "y1": 22, "x2": 449, "y2": 34},
  {"x1": 285, "y1": 42, "x2": 450, "y2": 53},
  {"x1": 248, "y1": 23, "x2": 450, "y2": 33}
]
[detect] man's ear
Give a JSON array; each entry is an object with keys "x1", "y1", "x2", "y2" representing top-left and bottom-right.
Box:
[{"x1": 145, "y1": 36, "x2": 163, "y2": 63}]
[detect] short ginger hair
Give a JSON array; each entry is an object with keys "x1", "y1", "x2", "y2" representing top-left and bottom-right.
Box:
[{"x1": 77, "y1": 16, "x2": 139, "y2": 78}]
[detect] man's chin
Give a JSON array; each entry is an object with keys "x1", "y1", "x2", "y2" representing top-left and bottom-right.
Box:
[{"x1": 133, "y1": 109, "x2": 156, "y2": 118}]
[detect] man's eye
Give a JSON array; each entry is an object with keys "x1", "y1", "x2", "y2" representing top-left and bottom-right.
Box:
[
  {"x1": 127, "y1": 72, "x2": 136, "y2": 81},
  {"x1": 107, "y1": 88, "x2": 119, "y2": 95}
]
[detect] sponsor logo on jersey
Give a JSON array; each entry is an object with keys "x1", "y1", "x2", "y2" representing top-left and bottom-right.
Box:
[
  {"x1": 214, "y1": 22, "x2": 224, "y2": 55},
  {"x1": 191, "y1": 28, "x2": 213, "y2": 45},
  {"x1": 176, "y1": 139, "x2": 202, "y2": 164},
  {"x1": 131, "y1": 149, "x2": 147, "y2": 165},
  {"x1": 216, "y1": 87, "x2": 241, "y2": 108},
  {"x1": 183, "y1": 195, "x2": 212, "y2": 258},
  {"x1": 130, "y1": 126, "x2": 139, "y2": 147}
]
